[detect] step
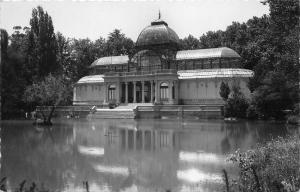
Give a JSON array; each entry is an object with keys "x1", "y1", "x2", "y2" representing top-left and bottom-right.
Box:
[{"x1": 90, "y1": 109, "x2": 135, "y2": 119}]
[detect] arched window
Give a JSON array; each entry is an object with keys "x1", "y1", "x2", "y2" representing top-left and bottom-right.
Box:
[
  {"x1": 108, "y1": 84, "x2": 116, "y2": 100},
  {"x1": 160, "y1": 82, "x2": 169, "y2": 99}
]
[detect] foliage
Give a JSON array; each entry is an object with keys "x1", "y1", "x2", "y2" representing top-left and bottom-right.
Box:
[
  {"x1": 1, "y1": 6, "x2": 135, "y2": 119},
  {"x1": 246, "y1": 105, "x2": 260, "y2": 120},
  {"x1": 251, "y1": 72, "x2": 297, "y2": 119},
  {"x1": 224, "y1": 84, "x2": 249, "y2": 118},
  {"x1": 219, "y1": 81, "x2": 231, "y2": 101},
  {"x1": 25, "y1": 6, "x2": 59, "y2": 82},
  {"x1": 23, "y1": 74, "x2": 72, "y2": 124},
  {"x1": 229, "y1": 135, "x2": 300, "y2": 192},
  {"x1": 24, "y1": 74, "x2": 72, "y2": 106},
  {"x1": 106, "y1": 29, "x2": 135, "y2": 56},
  {"x1": 1, "y1": 28, "x2": 27, "y2": 119},
  {"x1": 199, "y1": 30, "x2": 224, "y2": 48},
  {"x1": 180, "y1": 35, "x2": 200, "y2": 50},
  {"x1": 286, "y1": 115, "x2": 299, "y2": 125}
]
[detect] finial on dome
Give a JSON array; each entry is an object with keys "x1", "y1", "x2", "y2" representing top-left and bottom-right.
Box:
[{"x1": 151, "y1": 10, "x2": 167, "y2": 26}]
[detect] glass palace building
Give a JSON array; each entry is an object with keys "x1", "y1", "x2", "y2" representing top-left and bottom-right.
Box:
[{"x1": 73, "y1": 18, "x2": 253, "y2": 106}]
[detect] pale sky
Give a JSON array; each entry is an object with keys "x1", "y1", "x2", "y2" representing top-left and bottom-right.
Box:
[{"x1": 0, "y1": 0, "x2": 269, "y2": 41}]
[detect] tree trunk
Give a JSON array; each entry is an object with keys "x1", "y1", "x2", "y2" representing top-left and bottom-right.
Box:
[{"x1": 44, "y1": 106, "x2": 55, "y2": 125}]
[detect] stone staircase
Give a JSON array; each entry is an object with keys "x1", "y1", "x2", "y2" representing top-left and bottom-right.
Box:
[{"x1": 89, "y1": 103, "x2": 154, "y2": 119}]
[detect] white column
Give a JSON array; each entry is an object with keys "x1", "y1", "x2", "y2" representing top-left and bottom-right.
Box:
[
  {"x1": 175, "y1": 81, "x2": 179, "y2": 102},
  {"x1": 155, "y1": 81, "x2": 160, "y2": 103},
  {"x1": 168, "y1": 81, "x2": 172, "y2": 102},
  {"x1": 142, "y1": 81, "x2": 145, "y2": 103},
  {"x1": 116, "y1": 82, "x2": 120, "y2": 103},
  {"x1": 133, "y1": 82, "x2": 137, "y2": 103},
  {"x1": 104, "y1": 83, "x2": 108, "y2": 104},
  {"x1": 73, "y1": 87, "x2": 77, "y2": 102},
  {"x1": 150, "y1": 81, "x2": 154, "y2": 103}
]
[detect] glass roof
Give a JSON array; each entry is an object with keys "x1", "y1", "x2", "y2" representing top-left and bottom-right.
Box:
[
  {"x1": 176, "y1": 47, "x2": 241, "y2": 60},
  {"x1": 91, "y1": 55, "x2": 129, "y2": 67},
  {"x1": 178, "y1": 68, "x2": 253, "y2": 79},
  {"x1": 77, "y1": 75, "x2": 104, "y2": 84}
]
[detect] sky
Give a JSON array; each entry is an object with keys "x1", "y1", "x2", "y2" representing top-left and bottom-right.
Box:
[{"x1": 0, "y1": 0, "x2": 269, "y2": 41}]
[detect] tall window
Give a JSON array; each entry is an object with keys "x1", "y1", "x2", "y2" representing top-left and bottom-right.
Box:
[
  {"x1": 160, "y1": 82, "x2": 169, "y2": 99},
  {"x1": 108, "y1": 84, "x2": 116, "y2": 100}
]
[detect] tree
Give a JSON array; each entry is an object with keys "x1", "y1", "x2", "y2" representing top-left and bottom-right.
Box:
[
  {"x1": 1, "y1": 29, "x2": 8, "y2": 57},
  {"x1": 67, "y1": 38, "x2": 96, "y2": 82},
  {"x1": 219, "y1": 82, "x2": 230, "y2": 101},
  {"x1": 105, "y1": 29, "x2": 134, "y2": 56},
  {"x1": 0, "y1": 29, "x2": 9, "y2": 119},
  {"x1": 1, "y1": 28, "x2": 28, "y2": 119},
  {"x1": 24, "y1": 6, "x2": 58, "y2": 82},
  {"x1": 180, "y1": 35, "x2": 200, "y2": 50},
  {"x1": 252, "y1": 71, "x2": 296, "y2": 119},
  {"x1": 199, "y1": 30, "x2": 224, "y2": 48},
  {"x1": 23, "y1": 74, "x2": 72, "y2": 125}
]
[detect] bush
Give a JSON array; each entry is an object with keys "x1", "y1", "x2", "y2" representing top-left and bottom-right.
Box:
[
  {"x1": 224, "y1": 85, "x2": 249, "y2": 118},
  {"x1": 286, "y1": 115, "x2": 299, "y2": 125},
  {"x1": 229, "y1": 136, "x2": 300, "y2": 192},
  {"x1": 220, "y1": 81, "x2": 230, "y2": 101},
  {"x1": 251, "y1": 72, "x2": 297, "y2": 120},
  {"x1": 246, "y1": 105, "x2": 259, "y2": 120}
]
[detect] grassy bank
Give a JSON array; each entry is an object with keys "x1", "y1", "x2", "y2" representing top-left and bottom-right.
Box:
[{"x1": 227, "y1": 135, "x2": 300, "y2": 192}]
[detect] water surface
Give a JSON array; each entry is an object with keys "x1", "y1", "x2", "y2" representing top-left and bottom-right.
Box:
[{"x1": 0, "y1": 119, "x2": 298, "y2": 192}]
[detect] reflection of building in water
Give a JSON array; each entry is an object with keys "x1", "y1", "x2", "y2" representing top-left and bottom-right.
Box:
[
  {"x1": 116, "y1": 127, "x2": 180, "y2": 151},
  {"x1": 74, "y1": 120, "x2": 245, "y2": 191},
  {"x1": 1, "y1": 120, "x2": 294, "y2": 192}
]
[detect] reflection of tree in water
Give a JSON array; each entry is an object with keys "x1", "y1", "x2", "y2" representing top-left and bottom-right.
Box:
[
  {"x1": 223, "y1": 121, "x2": 291, "y2": 152},
  {"x1": 3, "y1": 120, "x2": 290, "y2": 192},
  {"x1": 221, "y1": 137, "x2": 231, "y2": 154},
  {"x1": 1, "y1": 122, "x2": 75, "y2": 191},
  {"x1": 253, "y1": 122, "x2": 289, "y2": 144}
]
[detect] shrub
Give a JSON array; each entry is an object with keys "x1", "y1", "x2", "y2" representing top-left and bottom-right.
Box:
[
  {"x1": 286, "y1": 115, "x2": 299, "y2": 125},
  {"x1": 220, "y1": 81, "x2": 231, "y2": 101},
  {"x1": 224, "y1": 85, "x2": 249, "y2": 118},
  {"x1": 229, "y1": 136, "x2": 300, "y2": 192},
  {"x1": 246, "y1": 105, "x2": 259, "y2": 120}
]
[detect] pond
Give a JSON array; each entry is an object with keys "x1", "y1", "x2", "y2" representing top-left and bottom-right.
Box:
[{"x1": 0, "y1": 119, "x2": 298, "y2": 192}]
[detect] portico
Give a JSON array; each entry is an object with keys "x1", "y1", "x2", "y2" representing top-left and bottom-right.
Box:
[{"x1": 103, "y1": 73, "x2": 179, "y2": 105}]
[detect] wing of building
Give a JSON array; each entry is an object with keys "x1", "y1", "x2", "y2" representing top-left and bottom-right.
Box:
[{"x1": 73, "y1": 17, "x2": 254, "y2": 106}]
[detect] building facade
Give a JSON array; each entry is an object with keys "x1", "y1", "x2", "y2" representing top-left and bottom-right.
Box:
[{"x1": 73, "y1": 18, "x2": 253, "y2": 106}]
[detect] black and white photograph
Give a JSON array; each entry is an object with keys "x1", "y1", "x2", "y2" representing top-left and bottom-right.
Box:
[{"x1": 0, "y1": 0, "x2": 299, "y2": 191}]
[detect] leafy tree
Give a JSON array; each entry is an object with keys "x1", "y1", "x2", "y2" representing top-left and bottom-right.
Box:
[
  {"x1": 219, "y1": 82, "x2": 230, "y2": 101},
  {"x1": 1, "y1": 28, "x2": 28, "y2": 119},
  {"x1": 1, "y1": 29, "x2": 8, "y2": 57},
  {"x1": 24, "y1": 6, "x2": 58, "y2": 82},
  {"x1": 56, "y1": 32, "x2": 72, "y2": 78},
  {"x1": 252, "y1": 72, "x2": 296, "y2": 119},
  {"x1": 105, "y1": 29, "x2": 135, "y2": 56},
  {"x1": 67, "y1": 38, "x2": 96, "y2": 82},
  {"x1": 199, "y1": 30, "x2": 224, "y2": 48},
  {"x1": 180, "y1": 35, "x2": 200, "y2": 50},
  {"x1": 0, "y1": 29, "x2": 9, "y2": 119},
  {"x1": 23, "y1": 74, "x2": 72, "y2": 125}
]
